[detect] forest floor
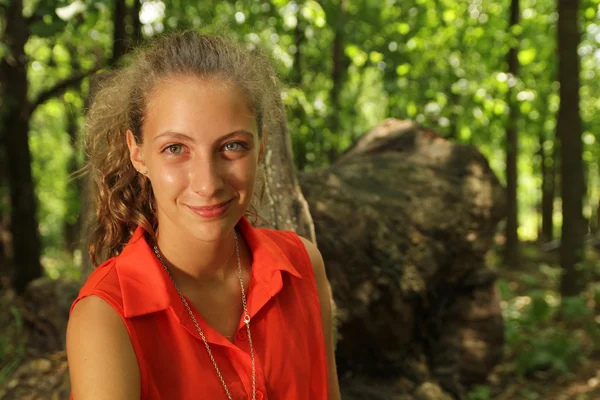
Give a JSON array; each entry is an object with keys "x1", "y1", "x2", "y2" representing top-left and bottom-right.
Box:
[
  {"x1": 475, "y1": 240, "x2": 600, "y2": 400},
  {"x1": 1, "y1": 241, "x2": 600, "y2": 399}
]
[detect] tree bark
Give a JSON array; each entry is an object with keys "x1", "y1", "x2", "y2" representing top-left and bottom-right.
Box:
[
  {"x1": 539, "y1": 92, "x2": 555, "y2": 243},
  {"x1": 504, "y1": 0, "x2": 519, "y2": 267},
  {"x1": 63, "y1": 102, "x2": 82, "y2": 255},
  {"x1": 289, "y1": 2, "x2": 308, "y2": 172},
  {"x1": 63, "y1": 45, "x2": 83, "y2": 256},
  {"x1": 111, "y1": 0, "x2": 128, "y2": 65},
  {"x1": 594, "y1": 198, "x2": 600, "y2": 235},
  {"x1": 131, "y1": 0, "x2": 142, "y2": 45},
  {"x1": 254, "y1": 82, "x2": 315, "y2": 242},
  {"x1": 0, "y1": 0, "x2": 43, "y2": 293},
  {"x1": 327, "y1": 0, "x2": 346, "y2": 163},
  {"x1": 557, "y1": 0, "x2": 586, "y2": 297},
  {"x1": 540, "y1": 132, "x2": 555, "y2": 243}
]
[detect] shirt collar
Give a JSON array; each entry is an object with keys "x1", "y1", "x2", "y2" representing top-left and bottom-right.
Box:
[{"x1": 116, "y1": 216, "x2": 302, "y2": 319}]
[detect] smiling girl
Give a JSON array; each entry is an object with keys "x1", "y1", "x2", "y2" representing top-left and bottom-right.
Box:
[{"x1": 66, "y1": 31, "x2": 340, "y2": 400}]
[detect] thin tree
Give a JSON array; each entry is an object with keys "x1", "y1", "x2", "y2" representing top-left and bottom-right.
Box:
[
  {"x1": 328, "y1": 0, "x2": 346, "y2": 163},
  {"x1": 0, "y1": 1, "x2": 113, "y2": 292},
  {"x1": 1, "y1": 0, "x2": 43, "y2": 292},
  {"x1": 557, "y1": 0, "x2": 586, "y2": 297},
  {"x1": 504, "y1": 0, "x2": 520, "y2": 267},
  {"x1": 539, "y1": 86, "x2": 556, "y2": 243}
]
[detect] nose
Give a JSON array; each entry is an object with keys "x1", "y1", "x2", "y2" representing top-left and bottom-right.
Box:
[{"x1": 189, "y1": 154, "x2": 225, "y2": 197}]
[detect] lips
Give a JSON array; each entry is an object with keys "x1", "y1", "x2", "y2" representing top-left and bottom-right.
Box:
[{"x1": 186, "y1": 199, "x2": 233, "y2": 219}]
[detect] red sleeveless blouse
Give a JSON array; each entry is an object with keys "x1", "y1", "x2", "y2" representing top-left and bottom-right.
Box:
[{"x1": 69, "y1": 217, "x2": 328, "y2": 399}]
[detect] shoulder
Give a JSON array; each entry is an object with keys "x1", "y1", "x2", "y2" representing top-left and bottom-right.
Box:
[
  {"x1": 72, "y1": 258, "x2": 124, "y2": 315},
  {"x1": 297, "y1": 236, "x2": 325, "y2": 276},
  {"x1": 296, "y1": 236, "x2": 330, "y2": 304},
  {"x1": 67, "y1": 294, "x2": 141, "y2": 399},
  {"x1": 68, "y1": 295, "x2": 126, "y2": 341},
  {"x1": 259, "y1": 228, "x2": 325, "y2": 275}
]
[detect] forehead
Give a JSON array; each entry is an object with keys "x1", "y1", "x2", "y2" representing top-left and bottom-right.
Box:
[{"x1": 142, "y1": 75, "x2": 257, "y2": 139}]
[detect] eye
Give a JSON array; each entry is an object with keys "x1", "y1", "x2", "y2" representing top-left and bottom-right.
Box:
[
  {"x1": 223, "y1": 142, "x2": 247, "y2": 152},
  {"x1": 163, "y1": 144, "x2": 184, "y2": 155}
]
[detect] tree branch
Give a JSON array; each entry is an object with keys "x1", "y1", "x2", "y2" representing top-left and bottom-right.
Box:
[{"x1": 30, "y1": 67, "x2": 101, "y2": 113}]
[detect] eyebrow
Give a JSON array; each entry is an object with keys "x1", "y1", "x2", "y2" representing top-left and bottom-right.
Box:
[{"x1": 153, "y1": 130, "x2": 254, "y2": 143}]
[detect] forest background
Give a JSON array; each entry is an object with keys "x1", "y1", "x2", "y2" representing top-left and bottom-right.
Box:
[{"x1": 1, "y1": 0, "x2": 600, "y2": 398}]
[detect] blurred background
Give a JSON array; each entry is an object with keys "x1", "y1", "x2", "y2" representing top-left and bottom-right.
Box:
[{"x1": 1, "y1": 0, "x2": 600, "y2": 399}]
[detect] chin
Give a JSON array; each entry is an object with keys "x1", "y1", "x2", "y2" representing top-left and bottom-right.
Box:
[{"x1": 179, "y1": 208, "x2": 243, "y2": 242}]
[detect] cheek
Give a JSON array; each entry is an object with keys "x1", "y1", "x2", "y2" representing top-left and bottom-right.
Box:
[
  {"x1": 151, "y1": 163, "x2": 189, "y2": 197},
  {"x1": 227, "y1": 157, "x2": 258, "y2": 191}
]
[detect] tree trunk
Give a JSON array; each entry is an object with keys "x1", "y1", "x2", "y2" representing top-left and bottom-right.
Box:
[
  {"x1": 540, "y1": 132, "x2": 555, "y2": 242},
  {"x1": 111, "y1": 0, "x2": 128, "y2": 65},
  {"x1": 327, "y1": 0, "x2": 345, "y2": 163},
  {"x1": 557, "y1": 0, "x2": 586, "y2": 297},
  {"x1": 64, "y1": 99, "x2": 82, "y2": 255},
  {"x1": 131, "y1": 0, "x2": 142, "y2": 45},
  {"x1": 254, "y1": 81, "x2": 315, "y2": 242},
  {"x1": 504, "y1": 0, "x2": 519, "y2": 267},
  {"x1": 63, "y1": 45, "x2": 83, "y2": 256},
  {"x1": 539, "y1": 92, "x2": 555, "y2": 243},
  {"x1": 595, "y1": 198, "x2": 600, "y2": 235},
  {"x1": 0, "y1": 0, "x2": 43, "y2": 293},
  {"x1": 289, "y1": 2, "x2": 308, "y2": 172}
]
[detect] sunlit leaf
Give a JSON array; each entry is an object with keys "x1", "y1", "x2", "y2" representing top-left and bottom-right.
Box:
[
  {"x1": 397, "y1": 22, "x2": 410, "y2": 35},
  {"x1": 518, "y1": 48, "x2": 537, "y2": 65},
  {"x1": 396, "y1": 63, "x2": 411, "y2": 76}
]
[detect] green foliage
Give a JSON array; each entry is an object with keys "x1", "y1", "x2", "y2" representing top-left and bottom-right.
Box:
[
  {"x1": 5, "y1": 0, "x2": 600, "y2": 271},
  {"x1": 499, "y1": 259, "x2": 597, "y2": 378},
  {"x1": 0, "y1": 306, "x2": 25, "y2": 386},
  {"x1": 561, "y1": 295, "x2": 594, "y2": 322},
  {"x1": 467, "y1": 385, "x2": 492, "y2": 400},
  {"x1": 514, "y1": 329, "x2": 582, "y2": 376}
]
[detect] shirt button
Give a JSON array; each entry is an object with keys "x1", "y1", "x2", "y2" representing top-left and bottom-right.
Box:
[
  {"x1": 236, "y1": 329, "x2": 247, "y2": 341},
  {"x1": 256, "y1": 391, "x2": 264, "y2": 400}
]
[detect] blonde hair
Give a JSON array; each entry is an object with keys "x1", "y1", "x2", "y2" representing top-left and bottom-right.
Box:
[{"x1": 85, "y1": 31, "x2": 282, "y2": 266}]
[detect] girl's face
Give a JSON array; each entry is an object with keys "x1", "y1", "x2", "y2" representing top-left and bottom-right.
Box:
[{"x1": 127, "y1": 75, "x2": 264, "y2": 243}]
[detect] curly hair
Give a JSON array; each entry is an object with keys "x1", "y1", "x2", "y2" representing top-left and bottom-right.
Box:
[{"x1": 84, "y1": 31, "x2": 283, "y2": 266}]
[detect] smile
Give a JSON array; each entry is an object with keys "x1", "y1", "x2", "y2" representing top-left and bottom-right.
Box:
[{"x1": 186, "y1": 199, "x2": 233, "y2": 219}]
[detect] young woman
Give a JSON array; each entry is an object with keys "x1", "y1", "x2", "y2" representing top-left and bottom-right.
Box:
[{"x1": 66, "y1": 31, "x2": 341, "y2": 400}]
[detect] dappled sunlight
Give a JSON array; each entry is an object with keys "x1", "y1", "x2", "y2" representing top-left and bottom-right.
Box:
[{"x1": 1, "y1": 0, "x2": 600, "y2": 398}]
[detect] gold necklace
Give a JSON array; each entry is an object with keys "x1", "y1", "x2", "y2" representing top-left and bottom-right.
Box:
[{"x1": 153, "y1": 230, "x2": 256, "y2": 400}]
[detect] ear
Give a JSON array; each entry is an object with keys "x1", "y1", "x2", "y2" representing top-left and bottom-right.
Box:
[
  {"x1": 126, "y1": 130, "x2": 148, "y2": 175},
  {"x1": 258, "y1": 125, "x2": 267, "y2": 164}
]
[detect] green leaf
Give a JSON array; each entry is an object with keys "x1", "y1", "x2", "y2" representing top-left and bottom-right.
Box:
[
  {"x1": 369, "y1": 51, "x2": 383, "y2": 63},
  {"x1": 29, "y1": 17, "x2": 68, "y2": 38},
  {"x1": 396, "y1": 63, "x2": 411, "y2": 76},
  {"x1": 585, "y1": 7, "x2": 596, "y2": 19},
  {"x1": 518, "y1": 48, "x2": 537, "y2": 65},
  {"x1": 397, "y1": 22, "x2": 410, "y2": 35},
  {"x1": 442, "y1": 10, "x2": 456, "y2": 24}
]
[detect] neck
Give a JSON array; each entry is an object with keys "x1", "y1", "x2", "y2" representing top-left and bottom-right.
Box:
[{"x1": 154, "y1": 224, "x2": 238, "y2": 286}]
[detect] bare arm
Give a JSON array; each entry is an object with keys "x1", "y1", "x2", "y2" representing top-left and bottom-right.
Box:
[
  {"x1": 67, "y1": 296, "x2": 141, "y2": 400},
  {"x1": 299, "y1": 237, "x2": 342, "y2": 400}
]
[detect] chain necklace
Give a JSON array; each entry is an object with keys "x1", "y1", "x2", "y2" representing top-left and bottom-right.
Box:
[{"x1": 152, "y1": 230, "x2": 256, "y2": 400}]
